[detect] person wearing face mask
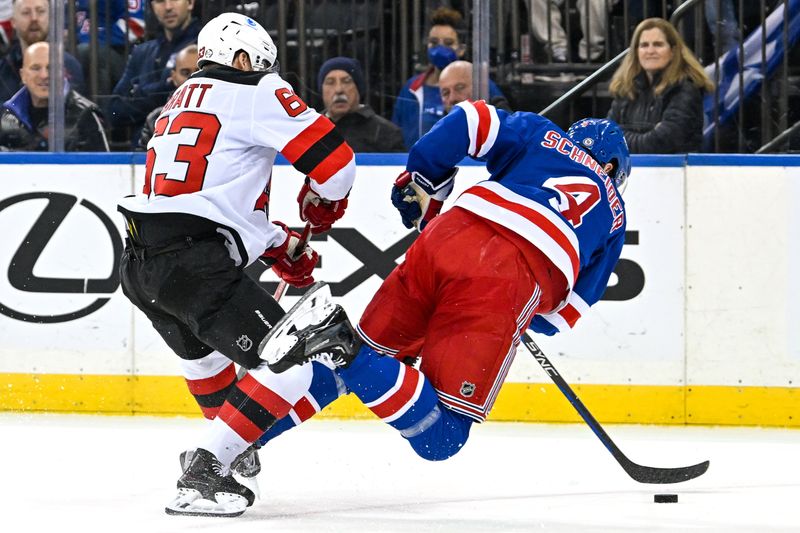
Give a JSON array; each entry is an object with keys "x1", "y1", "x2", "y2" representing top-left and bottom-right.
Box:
[
  {"x1": 391, "y1": 7, "x2": 505, "y2": 149},
  {"x1": 607, "y1": 18, "x2": 713, "y2": 154},
  {"x1": 318, "y1": 56, "x2": 404, "y2": 152}
]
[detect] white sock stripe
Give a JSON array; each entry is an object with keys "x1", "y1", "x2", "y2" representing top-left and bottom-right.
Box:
[
  {"x1": 249, "y1": 361, "x2": 314, "y2": 406},
  {"x1": 569, "y1": 292, "x2": 591, "y2": 315},
  {"x1": 305, "y1": 393, "x2": 321, "y2": 413},
  {"x1": 364, "y1": 364, "x2": 406, "y2": 408},
  {"x1": 180, "y1": 350, "x2": 232, "y2": 380},
  {"x1": 476, "y1": 104, "x2": 500, "y2": 158},
  {"x1": 457, "y1": 100, "x2": 480, "y2": 156},
  {"x1": 288, "y1": 409, "x2": 302, "y2": 425}
]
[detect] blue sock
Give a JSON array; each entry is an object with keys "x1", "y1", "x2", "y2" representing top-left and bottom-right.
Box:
[
  {"x1": 338, "y1": 345, "x2": 472, "y2": 460},
  {"x1": 258, "y1": 361, "x2": 346, "y2": 447}
]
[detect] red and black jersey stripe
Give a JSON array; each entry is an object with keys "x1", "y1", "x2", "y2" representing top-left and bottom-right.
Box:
[{"x1": 282, "y1": 116, "x2": 354, "y2": 184}]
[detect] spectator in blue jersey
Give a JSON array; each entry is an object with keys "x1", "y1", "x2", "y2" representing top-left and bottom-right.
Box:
[
  {"x1": 391, "y1": 7, "x2": 505, "y2": 149},
  {"x1": 75, "y1": 0, "x2": 146, "y2": 96},
  {"x1": 108, "y1": 0, "x2": 199, "y2": 140},
  {"x1": 222, "y1": 111, "x2": 631, "y2": 484},
  {"x1": 0, "y1": 42, "x2": 109, "y2": 151},
  {"x1": 0, "y1": 0, "x2": 85, "y2": 103},
  {"x1": 607, "y1": 18, "x2": 713, "y2": 153}
]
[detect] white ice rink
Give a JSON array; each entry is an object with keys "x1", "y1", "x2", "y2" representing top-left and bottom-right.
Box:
[{"x1": 1, "y1": 413, "x2": 798, "y2": 532}]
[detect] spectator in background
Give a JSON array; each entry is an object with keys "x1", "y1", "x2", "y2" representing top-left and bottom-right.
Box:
[
  {"x1": 607, "y1": 17, "x2": 713, "y2": 153},
  {"x1": 108, "y1": 0, "x2": 199, "y2": 142},
  {"x1": 318, "y1": 56, "x2": 405, "y2": 153},
  {"x1": 0, "y1": 0, "x2": 12, "y2": 52},
  {"x1": 135, "y1": 43, "x2": 197, "y2": 150},
  {"x1": 438, "y1": 60, "x2": 512, "y2": 113},
  {"x1": 75, "y1": 0, "x2": 146, "y2": 96},
  {"x1": 392, "y1": 7, "x2": 505, "y2": 149},
  {"x1": 704, "y1": 0, "x2": 740, "y2": 54},
  {"x1": 527, "y1": 0, "x2": 617, "y2": 62},
  {"x1": 0, "y1": 42, "x2": 109, "y2": 151},
  {"x1": 0, "y1": 0, "x2": 85, "y2": 102}
]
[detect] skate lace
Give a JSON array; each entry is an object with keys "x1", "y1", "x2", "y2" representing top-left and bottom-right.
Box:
[
  {"x1": 309, "y1": 345, "x2": 349, "y2": 367},
  {"x1": 210, "y1": 460, "x2": 226, "y2": 477}
]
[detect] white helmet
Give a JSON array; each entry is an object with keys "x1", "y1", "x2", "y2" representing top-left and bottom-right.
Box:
[{"x1": 197, "y1": 13, "x2": 277, "y2": 72}]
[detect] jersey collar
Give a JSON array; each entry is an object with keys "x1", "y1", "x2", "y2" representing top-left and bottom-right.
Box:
[{"x1": 191, "y1": 66, "x2": 267, "y2": 86}]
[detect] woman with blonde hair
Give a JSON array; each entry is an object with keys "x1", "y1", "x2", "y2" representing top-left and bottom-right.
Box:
[{"x1": 608, "y1": 17, "x2": 713, "y2": 153}]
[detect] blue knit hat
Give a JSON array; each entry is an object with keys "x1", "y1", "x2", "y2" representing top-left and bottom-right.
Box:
[{"x1": 317, "y1": 57, "x2": 366, "y2": 100}]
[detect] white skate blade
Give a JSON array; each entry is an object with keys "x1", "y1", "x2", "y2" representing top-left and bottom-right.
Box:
[
  {"x1": 165, "y1": 488, "x2": 249, "y2": 517},
  {"x1": 260, "y1": 282, "x2": 335, "y2": 365},
  {"x1": 235, "y1": 473, "x2": 261, "y2": 500}
]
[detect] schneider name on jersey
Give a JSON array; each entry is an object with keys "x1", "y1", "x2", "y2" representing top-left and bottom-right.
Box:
[
  {"x1": 120, "y1": 66, "x2": 356, "y2": 266},
  {"x1": 409, "y1": 100, "x2": 627, "y2": 335}
]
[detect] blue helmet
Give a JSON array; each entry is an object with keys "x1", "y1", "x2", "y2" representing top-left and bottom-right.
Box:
[{"x1": 567, "y1": 118, "x2": 631, "y2": 194}]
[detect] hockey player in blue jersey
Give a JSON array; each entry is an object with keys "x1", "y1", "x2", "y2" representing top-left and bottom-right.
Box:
[{"x1": 253, "y1": 102, "x2": 631, "y2": 463}]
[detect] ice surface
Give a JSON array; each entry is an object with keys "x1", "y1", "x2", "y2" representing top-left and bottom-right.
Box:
[{"x1": 1, "y1": 413, "x2": 798, "y2": 532}]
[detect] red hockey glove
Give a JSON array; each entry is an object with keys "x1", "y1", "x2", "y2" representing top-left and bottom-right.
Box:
[
  {"x1": 297, "y1": 178, "x2": 348, "y2": 234},
  {"x1": 390, "y1": 168, "x2": 457, "y2": 231},
  {"x1": 260, "y1": 222, "x2": 318, "y2": 288}
]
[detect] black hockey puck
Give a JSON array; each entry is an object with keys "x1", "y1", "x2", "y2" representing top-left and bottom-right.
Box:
[{"x1": 654, "y1": 494, "x2": 678, "y2": 503}]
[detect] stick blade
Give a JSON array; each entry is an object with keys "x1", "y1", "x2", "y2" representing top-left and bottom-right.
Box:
[{"x1": 624, "y1": 458, "x2": 710, "y2": 484}]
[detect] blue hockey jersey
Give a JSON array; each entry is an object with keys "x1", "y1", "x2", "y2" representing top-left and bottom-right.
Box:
[{"x1": 406, "y1": 100, "x2": 627, "y2": 335}]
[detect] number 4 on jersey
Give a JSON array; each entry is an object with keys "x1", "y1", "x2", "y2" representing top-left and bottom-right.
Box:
[{"x1": 543, "y1": 176, "x2": 601, "y2": 228}]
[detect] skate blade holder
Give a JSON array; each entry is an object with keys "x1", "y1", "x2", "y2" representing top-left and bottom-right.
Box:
[{"x1": 165, "y1": 488, "x2": 249, "y2": 517}]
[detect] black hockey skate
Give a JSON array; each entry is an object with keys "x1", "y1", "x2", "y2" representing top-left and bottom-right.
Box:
[
  {"x1": 260, "y1": 283, "x2": 362, "y2": 373},
  {"x1": 180, "y1": 444, "x2": 261, "y2": 478},
  {"x1": 166, "y1": 448, "x2": 255, "y2": 517}
]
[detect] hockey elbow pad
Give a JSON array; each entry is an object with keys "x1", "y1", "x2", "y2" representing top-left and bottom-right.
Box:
[{"x1": 390, "y1": 168, "x2": 457, "y2": 231}]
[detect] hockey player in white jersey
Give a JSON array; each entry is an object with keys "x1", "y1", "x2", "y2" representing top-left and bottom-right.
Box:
[{"x1": 117, "y1": 13, "x2": 355, "y2": 517}]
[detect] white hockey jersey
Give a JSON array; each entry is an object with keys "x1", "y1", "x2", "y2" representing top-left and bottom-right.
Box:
[{"x1": 118, "y1": 67, "x2": 356, "y2": 266}]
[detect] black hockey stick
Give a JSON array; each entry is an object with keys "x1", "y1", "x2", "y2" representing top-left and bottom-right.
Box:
[{"x1": 521, "y1": 331, "x2": 709, "y2": 484}]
